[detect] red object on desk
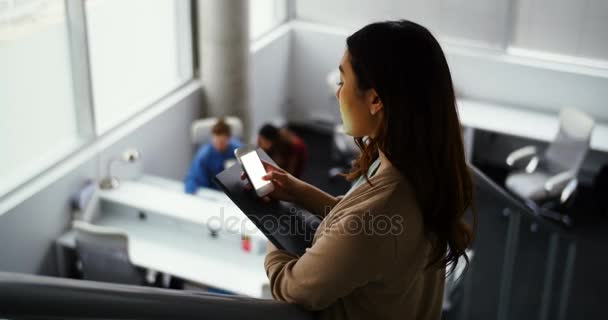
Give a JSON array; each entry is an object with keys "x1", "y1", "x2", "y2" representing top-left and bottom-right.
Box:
[{"x1": 241, "y1": 235, "x2": 251, "y2": 252}]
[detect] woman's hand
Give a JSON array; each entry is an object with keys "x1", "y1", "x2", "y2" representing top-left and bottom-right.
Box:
[
  {"x1": 241, "y1": 161, "x2": 304, "y2": 203},
  {"x1": 241, "y1": 160, "x2": 339, "y2": 216}
]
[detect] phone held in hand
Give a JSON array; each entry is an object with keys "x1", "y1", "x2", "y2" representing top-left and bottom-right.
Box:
[{"x1": 235, "y1": 146, "x2": 275, "y2": 197}]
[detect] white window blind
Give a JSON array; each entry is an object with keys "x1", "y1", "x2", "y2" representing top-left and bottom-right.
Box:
[
  {"x1": 0, "y1": 0, "x2": 80, "y2": 196},
  {"x1": 86, "y1": 0, "x2": 193, "y2": 134},
  {"x1": 250, "y1": 0, "x2": 287, "y2": 40}
]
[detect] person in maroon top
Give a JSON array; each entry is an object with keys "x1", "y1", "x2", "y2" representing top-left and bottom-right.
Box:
[{"x1": 257, "y1": 124, "x2": 308, "y2": 178}]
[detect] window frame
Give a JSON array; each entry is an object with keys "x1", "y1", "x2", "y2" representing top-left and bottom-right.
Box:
[
  {"x1": 0, "y1": 0, "x2": 196, "y2": 201},
  {"x1": 249, "y1": 0, "x2": 290, "y2": 41}
]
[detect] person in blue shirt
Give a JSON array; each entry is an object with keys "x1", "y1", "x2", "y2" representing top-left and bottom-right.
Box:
[{"x1": 184, "y1": 118, "x2": 242, "y2": 193}]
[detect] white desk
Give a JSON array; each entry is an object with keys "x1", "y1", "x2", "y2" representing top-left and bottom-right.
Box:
[
  {"x1": 56, "y1": 177, "x2": 271, "y2": 298},
  {"x1": 91, "y1": 178, "x2": 266, "y2": 241},
  {"x1": 458, "y1": 98, "x2": 608, "y2": 153}
]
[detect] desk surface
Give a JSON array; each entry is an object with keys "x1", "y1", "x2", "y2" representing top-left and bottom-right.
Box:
[
  {"x1": 61, "y1": 178, "x2": 271, "y2": 298},
  {"x1": 458, "y1": 99, "x2": 608, "y2": 152},
  {"x1": 97, "y1": 178, "x2": 266, "y2": 242},
  {"x1": 58, "y1": 213, "x2": 269, "y2": 298}
]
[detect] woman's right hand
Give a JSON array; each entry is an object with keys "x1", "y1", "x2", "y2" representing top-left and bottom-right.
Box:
[{"x1": 241, "y1": 161, "x2": 304, "y2": 203}]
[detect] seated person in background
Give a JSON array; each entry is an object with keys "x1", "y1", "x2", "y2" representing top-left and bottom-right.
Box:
[
  {"x1": 257, "y1": 124, "x2": 308, "y2": 178},
  {"x1": 184, "y1": 118, "x2": 242, "y2": 193}
]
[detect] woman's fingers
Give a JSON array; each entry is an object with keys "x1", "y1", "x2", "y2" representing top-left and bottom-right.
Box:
[
  {"x1": 262, "y1": 170, "x2": 289, "y2": 185},
  {"x1": 240, "y1": 161, "x2": 293, "y2": 201},
  {"x1": 262, "y1": 160, "x2": 285, "y2": 174},
  {"x1": 241, "y1": 171, "x2": 252, "y2": 190}
]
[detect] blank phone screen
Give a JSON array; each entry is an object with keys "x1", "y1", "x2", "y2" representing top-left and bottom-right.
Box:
[{"x1": 241, "y1": 151, "x2": 271, "y2": 190}]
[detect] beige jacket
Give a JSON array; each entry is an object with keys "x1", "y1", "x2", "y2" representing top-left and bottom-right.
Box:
[{"x1": 264, "y1": 152, "x2": 445, "y2": 320}]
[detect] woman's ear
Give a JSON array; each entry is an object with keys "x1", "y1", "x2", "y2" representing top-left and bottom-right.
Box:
[{"x1": 368, "y1": 89, "x2": 383, "y2": 115}]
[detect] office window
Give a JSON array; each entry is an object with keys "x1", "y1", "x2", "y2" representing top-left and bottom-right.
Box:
[
  {"x1": 511, "y1": 0, "x2": 608, "y2": 62},
  {"x1": 0, "y1": 0, "x2": 80, "y2": 196},
  {"x1": 86, "y1": 0, "x2": 193, "y2": 134},
  {"x1": 250, "y1": 0, "x2": 287, "y2": 40}
]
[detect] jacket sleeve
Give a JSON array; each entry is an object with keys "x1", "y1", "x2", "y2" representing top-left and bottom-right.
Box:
[
  {"x1": 264, "y1": 214, "x2": 394, "y2": 310},
  {"x1": 230, "y1": 137, "x2": 243, "y2": 149},
  {"x1": 184, "y1": 146, "x2": 211, "y2": 193}
]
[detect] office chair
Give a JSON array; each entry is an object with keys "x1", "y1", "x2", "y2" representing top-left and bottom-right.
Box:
[
  {"x1": 73, "y1": 221, "x2": 151, "y2": 285},
  {"x1": 191, "y1": 116, "x2": 243, "y2": 146},
  {"x1": 505, "y1": 108, "x2": 594, "y2": 225}
]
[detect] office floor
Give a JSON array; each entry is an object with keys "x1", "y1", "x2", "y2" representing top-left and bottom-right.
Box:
[
  {"x1": 288, "y1": 124, "x2": 352, "y2": 197},
  {"x1": 290, "y1": 124, "x2": 608, "y2": 320}
]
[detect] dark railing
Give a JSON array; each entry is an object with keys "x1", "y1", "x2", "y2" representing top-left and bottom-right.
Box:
[
  {"x1": 0, "y1": 272, "x2": 314, "y2": 320},
  {"x1": 469, "y1": 165, "x2": 573, "y2": 235},
  {"x1": 448, "y1": 166, "x2": 577, "y2": 320}
]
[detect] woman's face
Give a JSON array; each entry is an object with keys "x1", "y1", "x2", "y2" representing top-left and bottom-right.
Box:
[{"x1": 335, "y1": 51, "x2": 383, "y2": 138}]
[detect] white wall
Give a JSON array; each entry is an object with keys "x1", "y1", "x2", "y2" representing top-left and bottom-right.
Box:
[
  {"x1": 248, "y1": 24, "x2": 292, "y2": 140},
  {"x1": 296, "y1": 0, "x2": 608, "y2": 62},
  {"x1": 446, "y1": 48, "x2": 608, "y2": 122},
  {"x1": 0, "y1": 89, "x2": 201, "y2": 275},
  {"x1": 512, "y1": 0, "x2": 608, "y2": 61},
  {"x1": 295, "y1": 0, "x2": 511, "y2": 48},
  {"x1": 286, "y1": 22, "x2": 608, "y2": 124},
  {"x1": 288, "y1": 23, "x2": 345, "y2": 125}
]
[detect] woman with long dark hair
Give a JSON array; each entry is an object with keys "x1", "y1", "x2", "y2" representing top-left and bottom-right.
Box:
[{"x1": 258, "y1": 20, "x2": 475, "y2": 319}]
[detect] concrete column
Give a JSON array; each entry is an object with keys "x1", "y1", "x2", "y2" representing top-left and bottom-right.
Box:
[{"x1": 197, "y1": 0, "x2": 251, "y2": 141}]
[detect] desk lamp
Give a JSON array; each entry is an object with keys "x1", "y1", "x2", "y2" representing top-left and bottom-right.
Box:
[{"x1": 99, "y1": 148, "x2": 141, "y2": 190}]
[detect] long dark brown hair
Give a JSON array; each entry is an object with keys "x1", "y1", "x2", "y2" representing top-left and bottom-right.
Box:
[{"x1": 345, "y1": 20, "x2": 475, "y2": 272}]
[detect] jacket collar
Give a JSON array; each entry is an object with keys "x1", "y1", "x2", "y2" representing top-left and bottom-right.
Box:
[{"x1": 331, "y1": 150, "x2": 403, "y2": 213}]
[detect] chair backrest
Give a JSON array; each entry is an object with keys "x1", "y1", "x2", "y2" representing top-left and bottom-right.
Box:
[
  {"x1": 73, "y1": 221, "x2": 144, "y2": 285},
  {"x1": 543, "y1": 108, "x2": 594, "y2": 174},
  {"x1": 191, "y1": 117, "x2": 243, "y2": 146}
]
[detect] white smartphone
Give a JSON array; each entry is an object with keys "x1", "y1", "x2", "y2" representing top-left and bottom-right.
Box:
[{"x1": 237, "y1": 149, "x2": 275, "y2": 197}]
